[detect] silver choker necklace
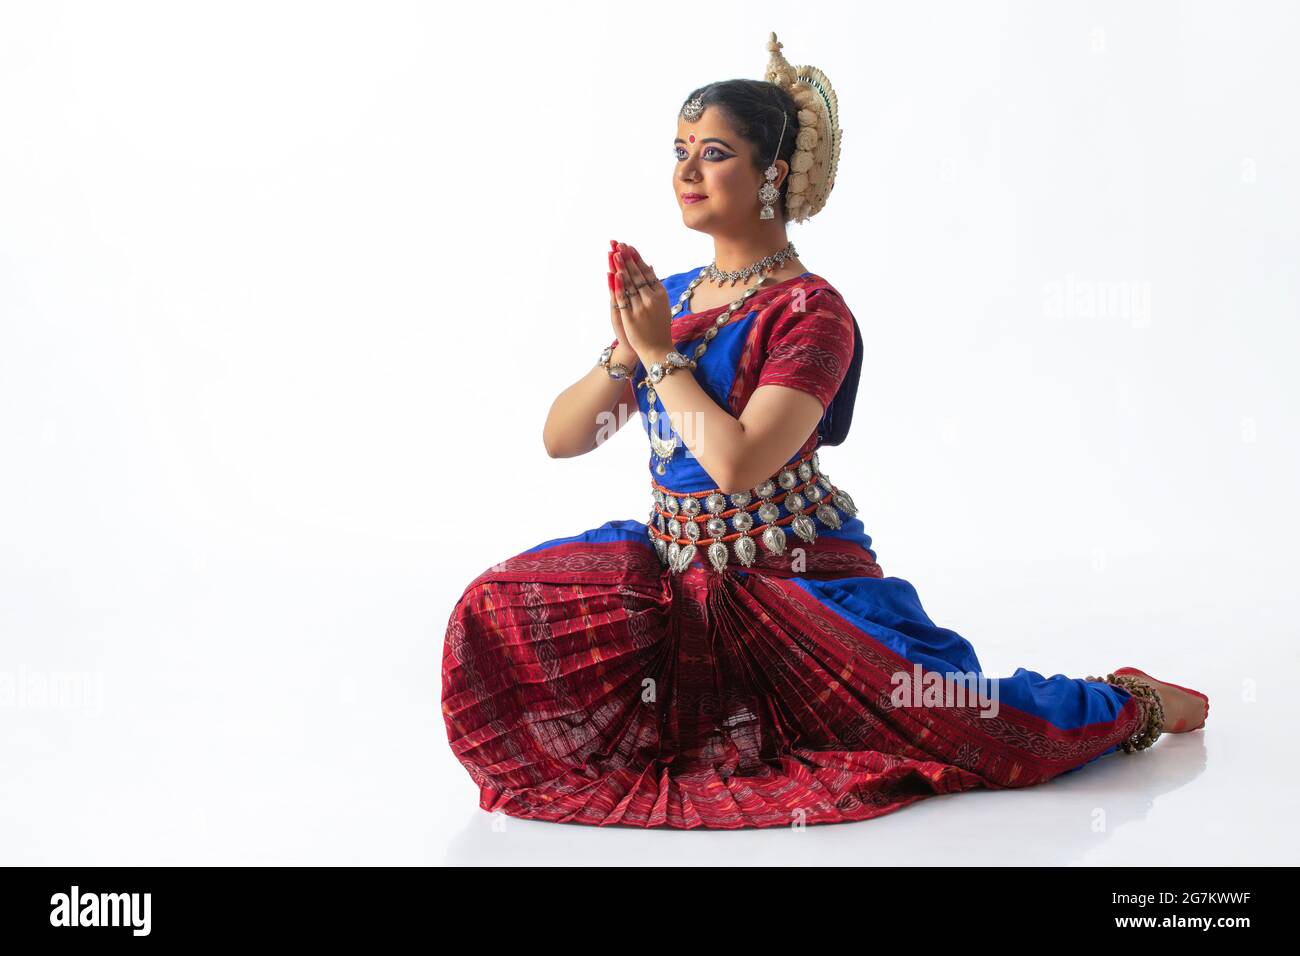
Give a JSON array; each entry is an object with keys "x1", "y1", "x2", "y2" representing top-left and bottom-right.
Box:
[{"x1": 702, "y1": 241, "x2": 799, "y2": 286}]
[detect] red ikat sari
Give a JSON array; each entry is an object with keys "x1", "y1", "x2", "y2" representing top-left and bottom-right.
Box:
[{"x1": 440, "y1": 267, "x2": 1154, "y2": 829}]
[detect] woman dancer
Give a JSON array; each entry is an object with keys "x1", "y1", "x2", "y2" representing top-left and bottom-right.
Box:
[{"x1": 440, "y1": 32, "x2": 1209, "y2": 829}]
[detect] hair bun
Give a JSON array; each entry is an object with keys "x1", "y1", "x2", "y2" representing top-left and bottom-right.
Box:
[{"x1": 763, "y1": 32, "x2": 842, "y2": 223}]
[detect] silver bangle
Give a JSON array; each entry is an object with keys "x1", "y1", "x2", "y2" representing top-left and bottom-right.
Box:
[
  {"x1": 598, "y1": 343, "x2": 635, "y2": 380},
  {"x1": 636, "y1": 350, "x2": 695, "y2": 388}
]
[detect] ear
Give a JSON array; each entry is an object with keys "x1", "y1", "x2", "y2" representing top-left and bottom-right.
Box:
[{"x1": 769, "y1": 159, "x2": 791, "y2": 190}]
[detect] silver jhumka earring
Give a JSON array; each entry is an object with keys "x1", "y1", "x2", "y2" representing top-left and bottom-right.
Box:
[{"x1": 758, "y1": 108, "x2": 789, "y2": 220}]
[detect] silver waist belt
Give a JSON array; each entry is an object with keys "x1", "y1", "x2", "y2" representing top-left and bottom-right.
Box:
[{"x1": 647, "y1": 448, "x2": 858, "y2": 574}]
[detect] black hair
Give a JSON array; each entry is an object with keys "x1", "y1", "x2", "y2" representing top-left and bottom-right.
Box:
[{"x1": 680, "y1": 79, "x2": 800, "y2": 220}]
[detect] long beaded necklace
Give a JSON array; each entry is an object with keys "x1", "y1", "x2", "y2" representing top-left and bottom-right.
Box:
[{"x1": 644, "y1": 242, "x2": 800, "y2": 475}]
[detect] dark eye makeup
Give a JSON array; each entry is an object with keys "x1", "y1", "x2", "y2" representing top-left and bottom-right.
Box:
[{"x1": 673, "y1": 145, "x2": 731, "y2": 160}]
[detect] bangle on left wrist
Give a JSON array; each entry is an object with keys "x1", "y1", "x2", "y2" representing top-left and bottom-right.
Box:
[{"x1": 636, "y1": 348, "x2": 696, "y2": 387}]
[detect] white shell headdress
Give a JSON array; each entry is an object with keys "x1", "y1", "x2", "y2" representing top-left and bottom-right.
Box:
[{"x1": 763, "y1": 31, "x2": 842, "y2": 223}]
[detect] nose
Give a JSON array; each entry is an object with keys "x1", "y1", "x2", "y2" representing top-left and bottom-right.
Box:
[{"x1": 678, "y1": 153, "x2": 702, "y2": 183}]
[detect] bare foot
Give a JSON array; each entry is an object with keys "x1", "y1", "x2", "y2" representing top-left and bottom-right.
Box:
[{"x1": 1114, "y1": 667, "x2": 1209, "y2": 733}]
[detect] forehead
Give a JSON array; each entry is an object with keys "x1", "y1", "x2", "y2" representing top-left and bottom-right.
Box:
[{"x1": 675, "y1": 106, "x2": 739, "y2": 143}]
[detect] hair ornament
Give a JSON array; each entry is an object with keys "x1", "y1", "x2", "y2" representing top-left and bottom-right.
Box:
[{"x1": 762, "y1": 31, "x2": 842, "y2": 223}]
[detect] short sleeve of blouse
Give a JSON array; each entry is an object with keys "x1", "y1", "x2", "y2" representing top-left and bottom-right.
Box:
[{"x1": 754, "y1": 288, "x2": 856, "y2": 413}]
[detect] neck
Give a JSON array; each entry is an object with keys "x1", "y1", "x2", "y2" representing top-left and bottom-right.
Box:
[{"x1": 710, "y1": 225, "x2": 793, "y2": 275}]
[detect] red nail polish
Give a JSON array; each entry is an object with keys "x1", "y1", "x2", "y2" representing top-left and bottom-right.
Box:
[
  {"x1": 607, "y1": 272, "x2": 614, "y2": 292},
  {"x1": 607, "y1": 251, "x2": 615, "y2": 271},
  {"x1": 610, "y1": 239, "x2": 618, "y2": 250}
]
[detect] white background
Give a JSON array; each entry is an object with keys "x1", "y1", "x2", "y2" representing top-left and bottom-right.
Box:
[{"x1": 1, "y1": 0, "x2": 1296, "y2": 865}]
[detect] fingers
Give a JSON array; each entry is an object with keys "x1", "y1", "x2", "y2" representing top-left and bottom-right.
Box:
[
  {"x1": 617, "y1": 242, "x2": 659, "y2": 304},
  {"x1": 609, "y1": 269, "x2": 627, "y2": 316},
  {"x1": 609, "y1": 241, "x2": 633, "y2": 314},
  {"x1": 612, "y1": 247, "x2": 635, "y2": 306},
  {"x1": 624, "y1": 245, "x2": 659, "y2": 298},
  {"x1": 613, "y1": 268, "x2": 631, "y2": 304},
  {"x1": 608, "y1": 240, "x2": 629, "y2": 344}
]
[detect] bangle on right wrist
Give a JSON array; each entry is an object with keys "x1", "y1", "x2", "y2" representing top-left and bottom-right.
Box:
[{"x1": 598, "y1": 343, "x2": 635, "y2": 381}]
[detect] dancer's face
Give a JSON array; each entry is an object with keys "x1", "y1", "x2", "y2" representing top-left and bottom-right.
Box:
[{"x1": 673, "y1": 107, "x2": 786, "y2": 234}]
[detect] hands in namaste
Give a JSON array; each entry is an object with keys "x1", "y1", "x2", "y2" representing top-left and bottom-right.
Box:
[{"x1": 607, "y1": 240, "x2": 675, "y2": 364}]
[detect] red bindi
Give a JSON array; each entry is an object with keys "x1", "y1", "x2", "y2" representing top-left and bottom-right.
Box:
[{"x1": 688, "y1": 134, "x2": 695, "y2": 143}]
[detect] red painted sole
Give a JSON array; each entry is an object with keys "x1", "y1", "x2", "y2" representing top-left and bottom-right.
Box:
[{"x1": 1113, "y1": 666, "x2": 1210, "y2": 731}]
